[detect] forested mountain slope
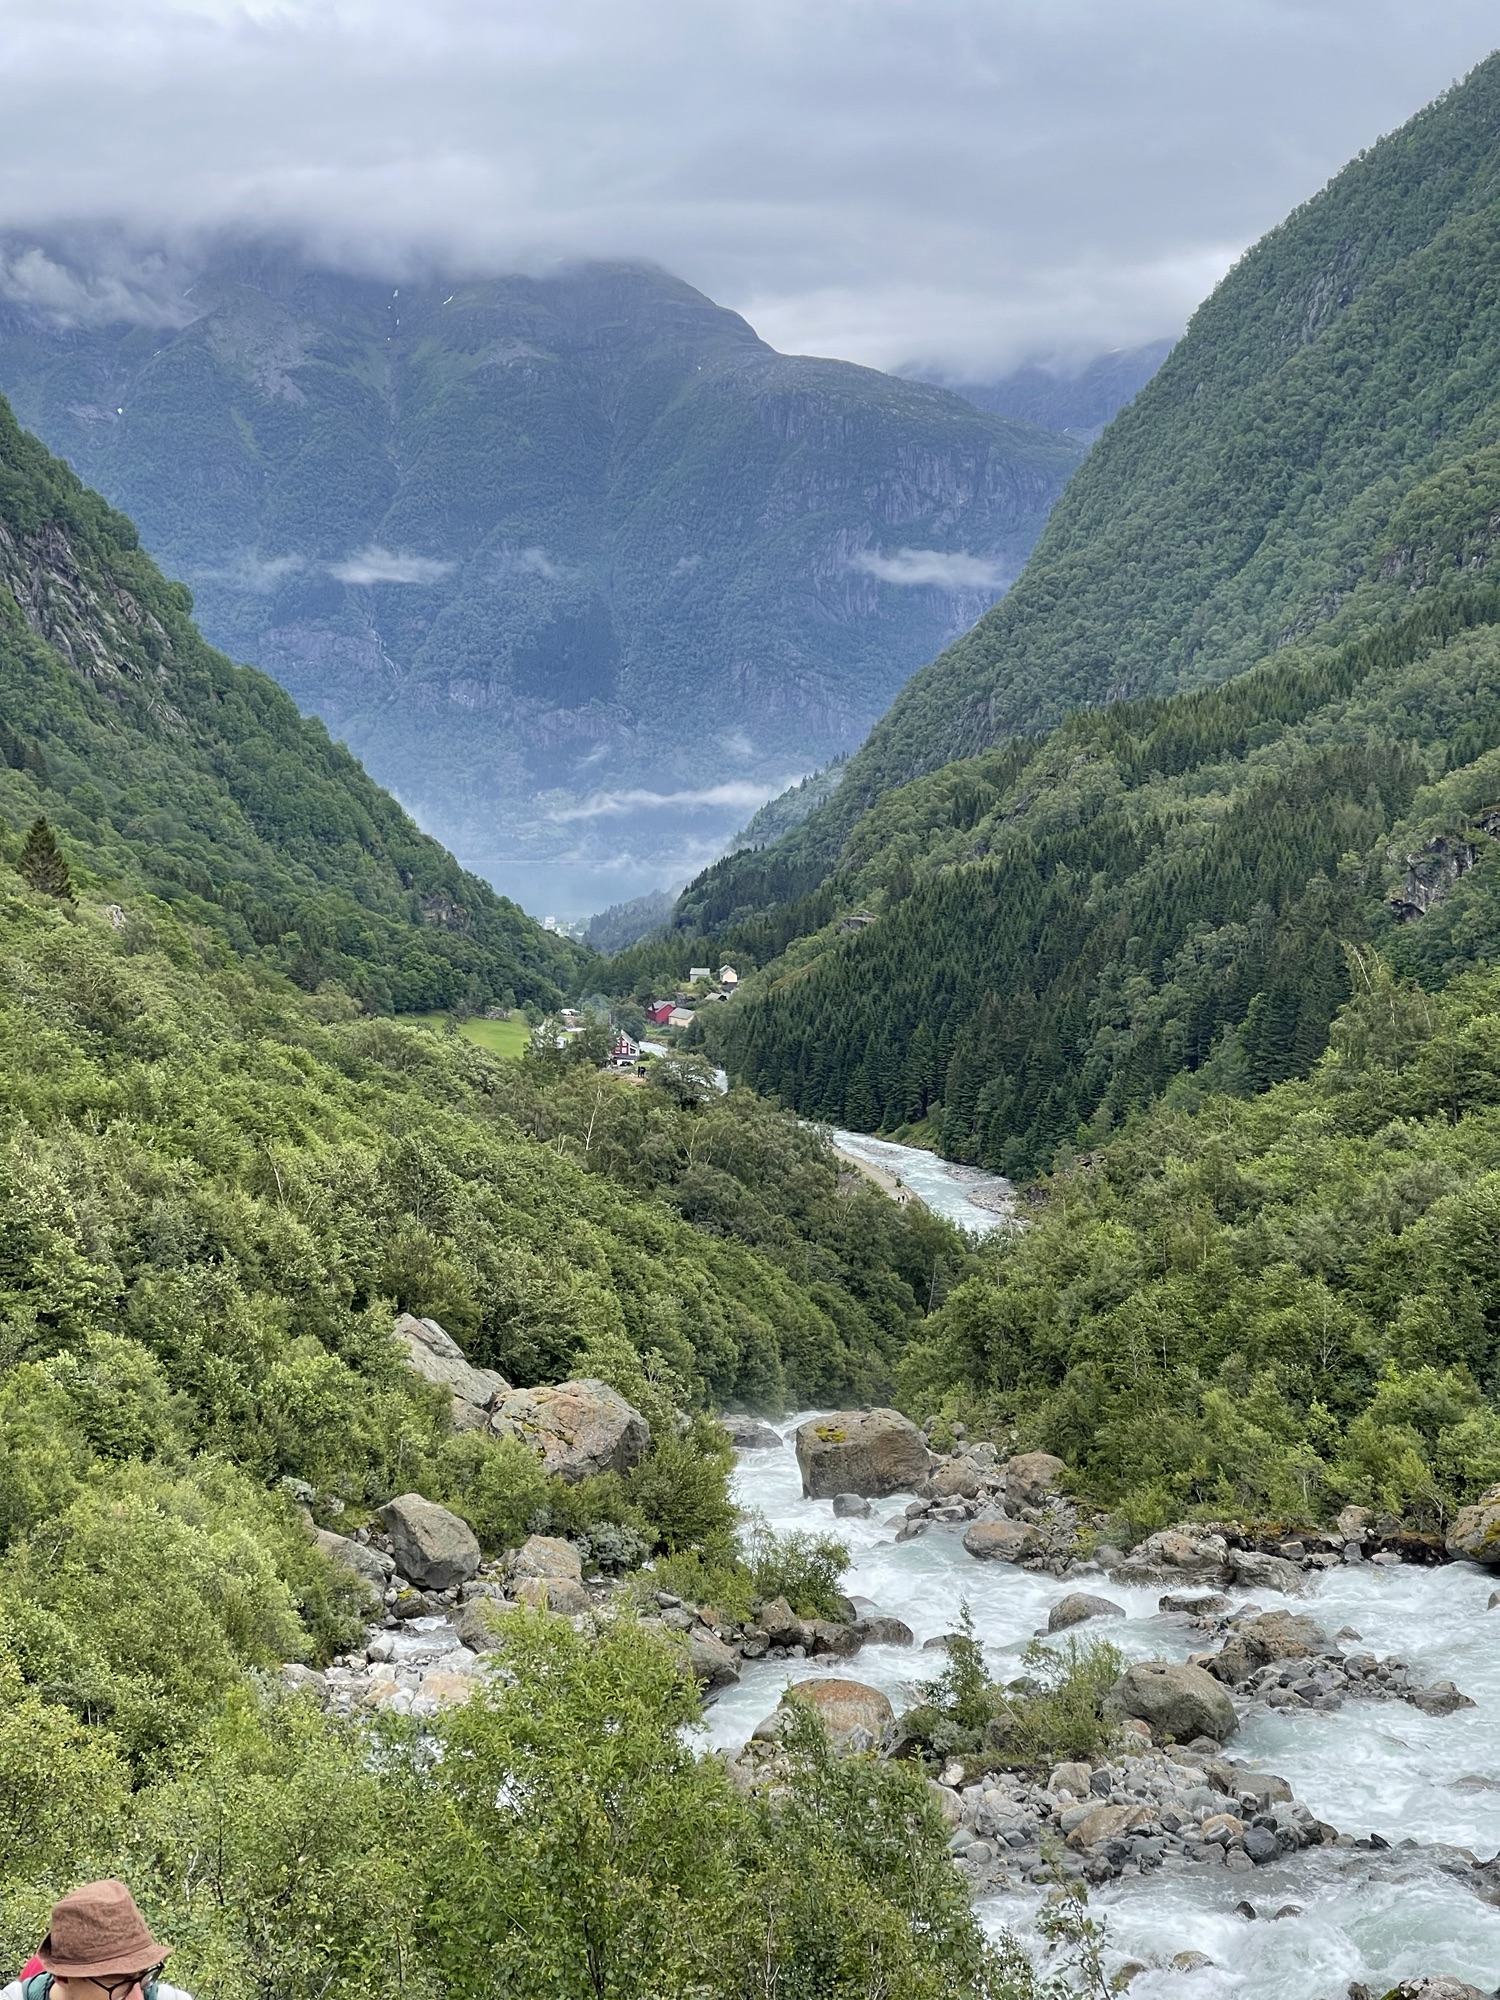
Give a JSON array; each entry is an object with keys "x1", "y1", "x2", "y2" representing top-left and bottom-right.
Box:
[
  {"x1": 611, "y1": 52, "x2": 1500, "y2": 1168},
  {"x1": 0, "y1": 245, "x2": 1080, "y2": 912},
  {"x1": 683, "y1": 46, "x2": 1500, "y2": 918},
  {"x1": 0, "y1": 395, "x2": 584, "y2": 1011}
]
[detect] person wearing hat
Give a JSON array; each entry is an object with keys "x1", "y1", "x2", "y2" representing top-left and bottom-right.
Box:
[{"x1": 1, "y1": 1881, "x2": 191, "y2": 2000}]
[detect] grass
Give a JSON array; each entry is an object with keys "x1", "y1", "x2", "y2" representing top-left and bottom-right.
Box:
[{"x1": 401, "y1": 1012, "x2": 534, "y2": 1058}]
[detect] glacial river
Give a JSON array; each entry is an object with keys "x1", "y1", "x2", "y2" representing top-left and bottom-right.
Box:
[
  {"x1": 826, "y1": 1129, "x2": 1017, "y2": 1235},
  {"x1": 711, "y1": 1426, "x2": 1500, "y2": 2000}
]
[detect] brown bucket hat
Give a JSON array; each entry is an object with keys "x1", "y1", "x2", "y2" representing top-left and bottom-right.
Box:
[{"x1": 39, "y1": 1880, "x2": 169, "y2": 1979}]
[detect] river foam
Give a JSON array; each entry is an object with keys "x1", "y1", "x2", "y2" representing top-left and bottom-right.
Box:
[{"x1": 722, "y1": 1417, "x2": 1500, "y2": 1998}]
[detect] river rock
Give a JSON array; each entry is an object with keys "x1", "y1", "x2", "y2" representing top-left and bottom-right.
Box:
[
  {"x1": 833, "y1": 1493, "x2": 872, "y2": 1517},
  {"x1": 1407, "y1": 1680, "x2": 1476, "y2": 1717},
  {"x1": 489, "y1": 1379, "x2": 651, "y2": 1482},
  {"x1": 507, "y1": 1533, "x2": 589, "y2": 1613},
  {"x1": 686, "y1": 1626, "x2": 740, "y2": 1688},
  {"x1": 757, "y1": 1596, "x2": 801, "y2": 1642},
  {"x1": 1064, "y1": 1802, "x2": 1138, "y2": 1850},
  {"x1": 377, "y1": 1493, "x2": 482, "y2": 1589},
  {"x1": 854, "y1": 1614, "x2": 914, "y2": 1646},
  {"x1": 963, "y1": 1518, "x2": 1041, "y2": 1563},
  {"x1": 777, "y1": 1677, "x2": 894, "y2": 1750},
  {"x1": 1047, "y1": 1592, "x2": 1125, "y2": 1632},
  {"x1": 795, "y1": 1409, "x2": 932, "y2": 1499},
  {"x1": 1446, "y1": 1485, "x2": 1500, "y2": 1566},
  {"x1": 453, "y1": 1598, "x2": 511, "y2": 1652},
  {"x1": 1206, "y1": 1609, "x2": 1326, "y2": 1686},
  {"x1": 1229, "y1": 1549, "x2": 1307, "y2": 1595},
  {"x1": 806, "y1": 1619, "x2": 862, "y2": 1658},
  {"x1": 1000, "y1": 1451, "x2": 1067, "y2": 1506},
  {"x1": 1112, "y1": 1527, "x2": 1233, "y2": 1586},
  {"x1": 1113, "y1": 1660, "x2": 1238, "y2": 1743},
  {"x1": 923, "y1": 1458, "x2": 983, "y2": 1500},
  {"x1": 314, "y1": 1527, "x2": 395, "y2": 1593},
  {"x1": 393, "y1": 1312, "x2": 510, "y2": 1431},
  {"x1": 1382, "y1": 1983, "x2": 1490, "y2": 2000},
  {"x1": 1159, "y1": 1590, "x2": 1233, "y2": 1617},
  {"x1": 721, "y1": 1414, "x2": 783, "y2": 1450}
]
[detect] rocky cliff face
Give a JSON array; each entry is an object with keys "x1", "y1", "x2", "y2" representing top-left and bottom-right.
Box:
[{"x1": 0, "y1": 242, "x2": 1081, "y2": 913}]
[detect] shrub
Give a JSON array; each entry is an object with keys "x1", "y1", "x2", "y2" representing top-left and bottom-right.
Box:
[{"x1": 743, "y1": 1518, "x2": 851, "y2": 1619}]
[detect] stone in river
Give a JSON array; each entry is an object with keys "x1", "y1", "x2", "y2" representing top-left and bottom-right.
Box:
[
  {"x1": 795, "y1": 1409, "x2": 932, "y2": 1498},
  {"x1": 1064, "y1": 1803, "x2": 1138, "y2": 1850},
  {"x1": 832, "y1": 1492, "x2": 872, "y2": 1517},
  {"x1": 1047, "y1": 1591, "x2": 1125, "y2": 1632},
  {"x1": 1408, "y1": 1679, "x2": 1476, "y2": 1716},
  {"x1": 1111, "y1": 1526, "x2": 1233, "y2": 1587},
  {"x1": 1159, "y1": 1591, "x2": 1232, "y2": 1616},
  {"x1": 854, "y1": 1614, "x2": 914, "y2": 1646},
  {"x1": 963, "y1": 1519, "x2": 1041, "y2": 1563},
  {"x1": 720, "y1": 1413, "x2": 784, "y2": 1449},
  {"x1": 1446, "y1": 1484, "x2": 1500, "y2": 1565},
  {"x1": 1241, "y1": 1825, "x2": 1279, "y2": 1864},
  {"x1": 776, "y1": 1677, "x2": 894, "y2": 1749},
  {"x1": 1229, "y1": 1549, "x2": 1307, "y2": 1595},
  {"x1": 1113, "y1": 1660, "x2": 1238, "y2": 1744},
  {"x1": 377, "y1": 1493, "x2": 482, "y2": 1590}
]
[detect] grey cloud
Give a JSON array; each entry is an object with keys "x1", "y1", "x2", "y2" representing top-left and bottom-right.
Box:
[
  {"x1": 550, "y1": 780, "x2": 795, "y2": 823},
  {"x1": 0, "y1": 4, "x2": 1496, "y2": 371},
  {"x1": 0, "y1": 242, "x2": 190, "y2": 327},
  {"x1": 854, "y1": 548, "x2": 1009, "y2": 591},
  {"x1": 330, "y1": 546, "x2": 454, "y2": 586}
]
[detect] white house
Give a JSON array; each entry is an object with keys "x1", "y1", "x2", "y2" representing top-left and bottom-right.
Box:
[
  {"x1": 719, "y1": 964, "x2": 739, "y2": 986},
  {"x1": 688, "y1": 966, "x2": 711, "y2": 983}
]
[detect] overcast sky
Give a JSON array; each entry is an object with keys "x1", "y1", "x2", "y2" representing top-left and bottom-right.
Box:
[{"x1": 2, "y1": 1, "x2": 1497, "y2": 375}]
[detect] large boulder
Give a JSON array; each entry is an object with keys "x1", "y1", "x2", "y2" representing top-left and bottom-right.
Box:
[
  {"x1": 686, "y1": 1626, "x2": 741, "y2": 1689},
  {"x1": 963, "y1": 1519, "x2": 1041, "y2": 1563},
  {"x1": 778, "y1": 1677, "x2": 894, "y2": 1750},
  {"x1": 393, "y1": 1313, "x2": 510, "y2": 1431},
  {"x1": 1229, "y1": 1549, "x2": 1307, "y2": 1596},
  {"x1": 377, "y1": 1494, "x2": 482, "y2": 1590},
  {"x1": 489, "y1": 1379, "x2": 651, "y2": 1483},
  {"x1": 1000, "y1": 1451, "x2": 1068, "y2": 1507},
  {"x1": 795, "y1": 1410, "x2": 932, "y2": 1499},
  {"x1": 315, "y1": 1528, "x2": 395, "y2": 1594},
  {"x1": 1446, "y1": 1485, "x2": 1500, "y2": 1566},
  {"x1": 508, "y1": 1533, "x2": 589, "y2": 1614},
  {"x1": 720, "y1": 1414, "x2": 784, "y2": 1450},
  {"x1": 1047, "y1": 1592, "x2": 1125, "y2": 1633},
  {"x1": 1206, "y1": 1610, "x2": 1326, "y2": 1686},
  {"x1": 1111, "y1": 1527, "x2": 1233, "y2": 1587},
  {"x1": 1113, "y1": 1660, "x2": 1238, "y2": 1744}
]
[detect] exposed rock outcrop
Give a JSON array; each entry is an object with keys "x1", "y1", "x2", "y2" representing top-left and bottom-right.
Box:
[
  {"x1": 393, "y1": 1312, "x2": 510, "y2": 1431},
  {"x1": 489, "y1": 1378, "x2": 651, "y2": 1482},
  {"x1": 1446, "y1": 1484, "x2": 1500, "y2": 1565}
]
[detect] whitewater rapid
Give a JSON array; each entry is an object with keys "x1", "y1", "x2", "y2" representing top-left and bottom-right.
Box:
[{"x1": 718, "y1": 1424, "x2": 1500, "y2": 1999}]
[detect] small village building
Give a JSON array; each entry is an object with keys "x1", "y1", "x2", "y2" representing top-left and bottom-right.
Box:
[
  {"x1": 688, "y1": 966, "x2": 711, "y2": 983},
  {"x1": 719, "y1": 964, "x2": 739, "y2": 986},
  {"x1": 668, "y1": 1006, "x2": 696, "y2": 1028},
  {"x1": 648, "y1": 1000, "x2": 676, "y2": 1026}
]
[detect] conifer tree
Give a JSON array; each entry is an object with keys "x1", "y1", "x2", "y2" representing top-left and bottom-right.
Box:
[{"x1": 17, "y1": 815, "x2": 74, "y2": 901}]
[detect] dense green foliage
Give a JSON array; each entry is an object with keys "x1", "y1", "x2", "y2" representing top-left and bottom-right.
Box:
[
  {"x1": 707, "y1": 588, "x2": 1500, "y2": 1170},
  {"x1": 0, "y1": 249, "x2": 1079, "y2": 905},
  {"x1": 749, "y1": 48, "x2": 1500, "y2": 835},
  {"x1": 0, "y1": 1612, "x2": 1046, "y2": 2000},
  {"x1": 900, "y1": 955, "x2": 1500, "y2": 1536},
  {"x1": 0, "y1": 394, "x2": 585, "y2": 1009},
  {"x1": 635, "y1": 56, "x2": 1500, "y2": 1173}
]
